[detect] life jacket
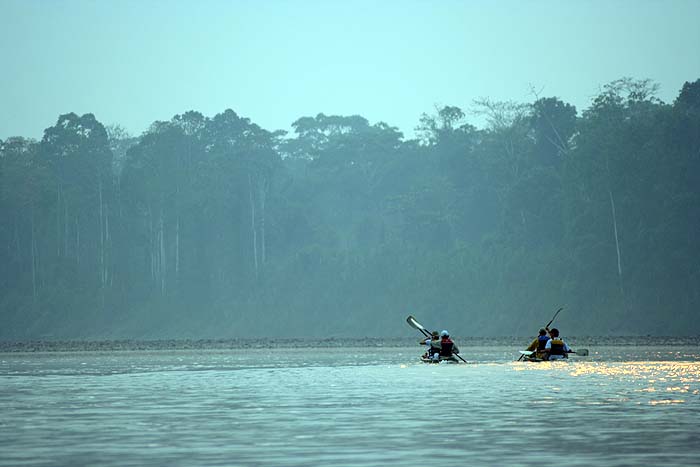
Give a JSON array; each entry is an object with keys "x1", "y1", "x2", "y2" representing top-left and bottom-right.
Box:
[
  {"x1": 549, "y1": 338, "x2": 565, "y2": 356},
  {"x1": 424, "y1": 338, "x2": 440, "y2": 356},
  {"x1": 537, "y1": 335, "x2": 550, "y2": 350},
  {"x1": 439, "y1": 337, "x2": 454, "y2": 357}
]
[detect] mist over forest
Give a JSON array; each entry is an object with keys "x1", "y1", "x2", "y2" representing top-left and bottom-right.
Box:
[{"x1": 1, "y1": 78, "x2": 698, "y2": 339}]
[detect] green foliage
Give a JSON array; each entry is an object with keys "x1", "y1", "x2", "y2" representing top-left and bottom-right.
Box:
[{"x1": 1, "y1": 79, "x2": 699, "y2": 338}]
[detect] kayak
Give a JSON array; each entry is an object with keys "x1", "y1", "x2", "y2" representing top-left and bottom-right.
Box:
[
  {"x1": 407, "y1": 315, "x2": 468, "y2": 364},
  {"x1": 420, "y1": 355, "x2": 461, "y2": 364},
  {"x1": 522, "y1": 356, "x2": 572, "y2": 362},
  {"x1": 519, "y1": 349, "x2": 589, "y2": 362}
]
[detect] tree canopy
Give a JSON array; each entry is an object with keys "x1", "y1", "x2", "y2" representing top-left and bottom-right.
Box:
[{"x1": 1, "y1": 79, "x2": 699, "y2": 339}]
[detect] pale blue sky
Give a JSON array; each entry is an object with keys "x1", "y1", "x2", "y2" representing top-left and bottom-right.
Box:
[{"x1": 1, "y1": 0, "x2": 699, "y2": 140}]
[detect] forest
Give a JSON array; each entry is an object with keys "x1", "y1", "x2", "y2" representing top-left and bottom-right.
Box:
[{"x1": 1, "y1": 78, "x2": 698, "y2": 339}]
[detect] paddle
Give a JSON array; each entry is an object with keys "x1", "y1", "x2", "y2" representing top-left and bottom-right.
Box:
[
  {"x1": 406, "y1": 315, "x2": 430, "y2": 337},
  {"x1": 543, "y1": 308, "x2": 589, "y2": 358},
  {"x1": 406, "y1": 315, "x2": 468, "y2": 364},
  {"x1": 545, "y1": 307, "x2": 564, "y2": 329},
  {"x1": 517, "y1": 307, "x2": 564, "y2": 361}
]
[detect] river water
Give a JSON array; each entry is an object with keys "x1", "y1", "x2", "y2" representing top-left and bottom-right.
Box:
[{"x1": 2, "y1": 339, "x2": 699, "y2": 467}]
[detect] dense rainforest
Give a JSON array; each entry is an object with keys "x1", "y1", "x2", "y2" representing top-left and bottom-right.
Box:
[{"x1": 1, "y1": 78, "x2": 699, "y2": 339}]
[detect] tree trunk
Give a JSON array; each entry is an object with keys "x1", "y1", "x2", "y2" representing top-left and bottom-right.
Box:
[
  {"x1": 175, "y1": 173, "x2": 181, "y2": 285},
  {"x1": 56, "y1": 184, "x2": 61, "y2": 257},
  {"x1": 14, "y1": 215, "x2": 21, "y2": 262},
  {"x1": 159, "y1": 208, "x2": 165, "y2": 295},
  {"x1": 248, "y1": 173, "x2": 258, "y2": 278},
  {"x1": 105, "y1": 207, "x2": 110, "y2": 287},
  {"x1": 259, "y1": 179, "x2": 266, "y2": 266},
  {"x1": 148, "y1": 204, "x2": 155, "y2": 283},
  {"x1": 609, "y1": 189, "x2": 624, "y2": 297},
  {"x1": 76, "y1": 215, "x2": 80, "y2": 266},
  {"x1": 31, "y1": 205, "x2": 37, "y2": 306},
  {"x1": 175, "y1": 214, "x2": 180, "y2": 283},
  {"x1": 99, "y1": 178, "x2": 105, "y2": 288},
  {"x1": 64, "y1": 203, "x2": 69, "y2": 259}
]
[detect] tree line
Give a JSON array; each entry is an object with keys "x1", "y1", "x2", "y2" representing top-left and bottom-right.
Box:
[{"x1": 1, "y1": 78, "x2": 698, "y2": 339}]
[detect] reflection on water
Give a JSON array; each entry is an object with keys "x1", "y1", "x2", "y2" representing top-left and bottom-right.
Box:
[
  {"x1": 532, "y1": 361, "x2": 700, "y2": 406},
  {"x1": 1, "y1": 343, "x2": 700, "y2": 467}
]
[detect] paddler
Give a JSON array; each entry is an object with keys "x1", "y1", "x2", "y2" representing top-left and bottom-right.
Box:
[
  {"x1": 420, "y1": 331, "x2": 441, "y2": 361},
  {"x1": 525, "y1": 328, "x2": 550, "y2": 360},
  {"x1": 543, "y1": 328, "x2": 571, "y2": 361},
  {"x1": 438, "y1": 330, "x2": 459, "y2": 358}
]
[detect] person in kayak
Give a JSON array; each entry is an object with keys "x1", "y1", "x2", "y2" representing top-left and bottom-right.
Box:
[
  {"x1": 420, "y1": 331, "x2": 441, "y2": 361},
  {"x1": 438, "y1": 330, "x2": 459, "y2": 358},
  {"x1": 543, "y1": 328, "x2": 571, "y2": 361},
  {"x1": 525, "y1": 328, "x2": 550, "y2": 359}
]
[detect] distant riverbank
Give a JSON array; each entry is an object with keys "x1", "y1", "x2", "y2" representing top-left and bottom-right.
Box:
[{"x1": 1, "y1": 336, "x2": 698, "y2": 353}]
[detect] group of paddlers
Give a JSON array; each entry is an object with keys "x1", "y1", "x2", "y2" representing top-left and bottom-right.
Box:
[
  {"x1": 418, "y1": 327, "x2": 571, "y2": 362},
  {"x1": 409, "y1": 311, "x2": 576, "y2": 363},
  {"x1": 419, "y1": 330, "x2": 460, "y2": 361},
  {"x1": 523, "y1": 326, "x2": 571, "y2": 361}
]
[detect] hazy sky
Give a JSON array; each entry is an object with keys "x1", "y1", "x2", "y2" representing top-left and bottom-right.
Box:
[{"x1": 1, "y1": 0, "x2": 699, "y2": 140}]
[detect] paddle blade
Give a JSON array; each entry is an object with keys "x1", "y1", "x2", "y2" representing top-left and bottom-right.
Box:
[
  {"x1": 406, "y1": 315, "x2": 426, "y2": 331},
  {"x1": 519, "y1": 350, "x2": 535, "y2": 356},
  {"x1": 573, "y1": 348, "x2": 589, "y2": 356}
]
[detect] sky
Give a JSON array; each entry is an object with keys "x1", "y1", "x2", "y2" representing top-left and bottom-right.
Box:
[{"x1": 1, "y1": 0, "x2": 699, "y2": 140}]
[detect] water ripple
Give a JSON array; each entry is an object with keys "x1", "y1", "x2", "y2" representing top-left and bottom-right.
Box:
[{"x1": 1, "y1": 346, "x2": 699, "y2": 466}]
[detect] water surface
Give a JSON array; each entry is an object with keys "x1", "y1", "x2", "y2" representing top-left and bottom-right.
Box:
[{"x1": 2, "y1": 340, "x2": 699, "y2": 466}]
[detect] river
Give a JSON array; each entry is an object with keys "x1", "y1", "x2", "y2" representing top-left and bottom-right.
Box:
[{"x1": 2, "y1": 338, "x2": 699, "y2": 466}]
